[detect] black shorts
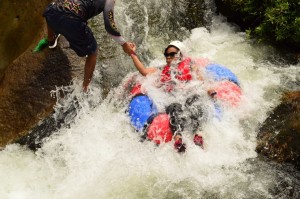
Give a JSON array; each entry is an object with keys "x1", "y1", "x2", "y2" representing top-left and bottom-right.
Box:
[{"x1": 43, "y1": 5, "x2": 97, "y2": 57}]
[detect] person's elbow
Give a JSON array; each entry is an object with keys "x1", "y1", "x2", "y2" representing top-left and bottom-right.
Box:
[
  {"x1": 141, "y1": 68, "x2": 156, "y2": 76},
  {"x1": 140, "y1": 70, "x2": 148, "y2": 76}
]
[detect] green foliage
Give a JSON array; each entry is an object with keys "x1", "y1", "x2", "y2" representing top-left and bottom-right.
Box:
[{"x1": 222, "y1": 0, "x2": 300, "y2": 49}]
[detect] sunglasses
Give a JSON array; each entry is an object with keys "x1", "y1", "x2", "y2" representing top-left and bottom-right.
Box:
[{"x1": 164, "y1": 52, "x2": 178, "y2": 58}]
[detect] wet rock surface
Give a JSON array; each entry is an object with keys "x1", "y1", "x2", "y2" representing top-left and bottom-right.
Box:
[
  {"x1": 257, "y1": 92, "x2": 300, "y2": 169},
  {"x1": 0, "y1": 34, "x2": 84, "y2": 148},
  {"x1": 0, "y1": 0, "x2": 51, "y2": 81}
]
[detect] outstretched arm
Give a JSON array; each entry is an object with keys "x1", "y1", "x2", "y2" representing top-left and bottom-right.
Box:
[
  {"x1": 103, "y1": 0, "x2": 133, "y2": 55},
  {"x1": 130, "y1": 43, "x2": 157, "y2": 76}
]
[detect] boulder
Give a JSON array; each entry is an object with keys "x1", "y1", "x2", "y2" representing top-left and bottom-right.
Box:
[
  {"x1": 0, "y1": 0, "x2": 51, "y2": 82},
  {"x1": 0, "y1": 34, "x2": 85, "y2": 148},
  {"x1": 257, "y1": 92, "x2": 300, "y2": 169},
  {"x1": 0, "y1": 0, "x2": 89, "y2": 148}
]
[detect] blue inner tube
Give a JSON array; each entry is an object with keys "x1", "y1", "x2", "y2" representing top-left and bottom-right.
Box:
[
  {"x1": 206, "y1": 64, "x2": 239, "y2": 86},
  {"x1": 128, "y1": 95, "x2": 158, "y2": 131}
]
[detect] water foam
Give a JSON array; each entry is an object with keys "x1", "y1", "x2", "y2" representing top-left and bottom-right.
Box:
[{"x1": 0, "y1": 11, "x2": 295, "y2": 199}]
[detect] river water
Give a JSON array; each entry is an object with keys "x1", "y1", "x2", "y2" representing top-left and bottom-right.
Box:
[{"x1": 1, "y1": 0, "x2": 300, "y2": 198}]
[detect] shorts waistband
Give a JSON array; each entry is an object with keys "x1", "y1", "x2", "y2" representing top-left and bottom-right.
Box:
[{"x1": 47, "y1": 2, "x2": 84, "y2": 21}]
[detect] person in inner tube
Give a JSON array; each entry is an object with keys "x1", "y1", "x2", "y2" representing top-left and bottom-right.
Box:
[{"x1": 129, "y1": 41, "x2": 217, "y2": 152}]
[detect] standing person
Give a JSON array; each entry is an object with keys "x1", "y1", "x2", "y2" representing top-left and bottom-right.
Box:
[{"x1": 43, "y1": 0, "x2": 133, "y2": 92}]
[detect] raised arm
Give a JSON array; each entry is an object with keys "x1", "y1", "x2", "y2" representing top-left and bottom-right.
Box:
[
  {"x1": 130, "y1": 43, "x2": 157, "y2": 76},
  {"x1": 103, "y1": 0, "x2": 132, "y2": 54}
]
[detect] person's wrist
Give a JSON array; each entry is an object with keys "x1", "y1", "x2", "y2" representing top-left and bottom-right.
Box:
[
  {"x1": 121, "y1": 41, "x2": 127, "y2": 46},
  {"x1": 130, "y1": 51, "x2": 137, "y2": 57}
]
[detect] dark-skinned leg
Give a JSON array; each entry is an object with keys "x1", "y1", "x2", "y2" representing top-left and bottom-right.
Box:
[
  {"x1": 47, "y1": 23, "x2": 55, "y2": 42},
  {"x1": 83, "y1": 52, "x2": 97, "y2": 92}
]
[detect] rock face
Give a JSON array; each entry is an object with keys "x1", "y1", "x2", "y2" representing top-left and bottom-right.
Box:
[
  {"x1": 0, "y1": 0, "x2": 50, "y2": 81},
  {"x1": 174, "y1": 0, "x2": 208, "y2": 30},
  {"x1": 257, "y1": 92, "x2": 300, "y2": 169},
  {"x1": 0, "y1": 0, "x2": 85, "y2": 147},
  {"x1": 0, "y1": 36, "x2": 84, "y2": 148},
  {"x1": 0, "y1": 0, "x2": 44, "y2": 146}
]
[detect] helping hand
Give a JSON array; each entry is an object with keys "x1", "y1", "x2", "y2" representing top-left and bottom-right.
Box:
[
  {"x1": 130, "y1": 42, "x2": 136, "y2": 52},
  {"x1": 122, "y1": 42, "x2": 135, "y2": 55}
]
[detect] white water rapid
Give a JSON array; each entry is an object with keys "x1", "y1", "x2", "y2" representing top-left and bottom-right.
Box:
[{"x1": 1, "y1": 0, "x2": 299, "y2": 198}]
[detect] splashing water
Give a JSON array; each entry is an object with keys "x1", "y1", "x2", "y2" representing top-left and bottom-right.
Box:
[{"x1": 1, "y1": 0, "x2": 300, "y2": 198}]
